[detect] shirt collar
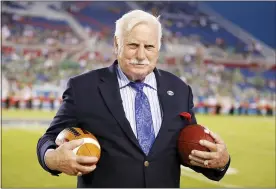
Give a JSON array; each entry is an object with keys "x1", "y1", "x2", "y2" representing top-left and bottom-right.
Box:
[{"x1": 116, "y1": 64, "x2": 157, "y2": 90}]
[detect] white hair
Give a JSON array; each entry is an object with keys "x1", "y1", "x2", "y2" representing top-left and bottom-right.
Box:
[{"x1": 114, "y1": 9, "x2": 162, "y2": 51}]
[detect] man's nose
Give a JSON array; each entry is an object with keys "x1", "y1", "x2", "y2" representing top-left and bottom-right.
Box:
[{"x1": 137, "y1": 46, "x2": 146, "y2": 61}]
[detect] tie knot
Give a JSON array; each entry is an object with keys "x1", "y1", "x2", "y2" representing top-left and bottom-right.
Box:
[{"x1": 129, "y1": 82, "x2": 145, "y2": 92}]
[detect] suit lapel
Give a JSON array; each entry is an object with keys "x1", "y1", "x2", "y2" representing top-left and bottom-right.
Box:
[
  {"x1": 98, "y1": 62, "x2": 180, "y2": 157},
  {"x1": 149, "y1": 69, "x2": 179, "y2": 157},
  {"x1": 98, "y1": 62, "x2": 142, "y2": 151}
]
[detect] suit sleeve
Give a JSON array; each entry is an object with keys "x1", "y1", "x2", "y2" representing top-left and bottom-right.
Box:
[
  {"x1": 36, "y1": 78, "x2": 79, "y2": 176},
  {"x1": 184, "y1": 85, "x2": 231, "y2": 181}
]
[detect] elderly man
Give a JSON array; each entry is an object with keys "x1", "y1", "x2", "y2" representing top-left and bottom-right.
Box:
[{"x1": 37, "y1": 10, "x2": 230, "y2": 188}]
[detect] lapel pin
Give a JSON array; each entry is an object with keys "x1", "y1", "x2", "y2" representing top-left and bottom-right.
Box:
[{"x1": 167, "y1": 90, "x2": 174, "y2": 96}]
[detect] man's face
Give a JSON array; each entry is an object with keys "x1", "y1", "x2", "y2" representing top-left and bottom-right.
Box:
[{"x1": 116, "y1": 23, "x2": 159, "y2": 81}]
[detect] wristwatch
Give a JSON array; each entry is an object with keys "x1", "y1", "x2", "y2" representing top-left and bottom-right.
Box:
[
  {"x1": 216, "y1": 166, "x2": 226, "y2": 171},
  {"x1": 215, "y1": 161, "x2": 229, "y2": 171}
]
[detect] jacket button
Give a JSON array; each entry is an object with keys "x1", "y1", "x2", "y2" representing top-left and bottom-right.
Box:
[{"x1": 144, "y1": 161, "x2": 149, "y2": 167}]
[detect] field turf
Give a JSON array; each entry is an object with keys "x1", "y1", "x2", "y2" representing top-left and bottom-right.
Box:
[{"x1": 2, "y1": 109, "x2": 275, "y2": 188}]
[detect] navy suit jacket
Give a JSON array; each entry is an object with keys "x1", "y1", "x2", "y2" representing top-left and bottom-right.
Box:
[{"x1": 37, "y1": 60, "x2": 230, "y2": 188}]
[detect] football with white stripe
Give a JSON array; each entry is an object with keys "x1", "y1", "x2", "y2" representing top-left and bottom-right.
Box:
[{"x1": 55, "y1": 127, "x2": 101, "y2": 165}]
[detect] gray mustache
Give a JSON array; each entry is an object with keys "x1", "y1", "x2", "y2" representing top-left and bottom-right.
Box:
[{"x1": 129, "y1": 59, "x2": 150, "y2": 65}]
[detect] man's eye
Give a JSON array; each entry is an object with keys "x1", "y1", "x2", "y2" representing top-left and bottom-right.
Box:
[
  {"x1": 129, "y1": 44, "x2": 138, "y2": 48},
  {"x1": 145, "y1": 45, "x2": 154, "y2": 49}
]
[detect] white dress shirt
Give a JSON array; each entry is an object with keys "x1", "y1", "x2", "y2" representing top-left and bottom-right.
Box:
[{"x1": 116, "y1": 65, "x2": 163, "y2": 138}]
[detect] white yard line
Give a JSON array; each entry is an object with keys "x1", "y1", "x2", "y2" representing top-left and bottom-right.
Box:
[
  {"x1": 2, "y1": 125, "x2": 47, "y2": 133},
  {"x1": 181, "y1": 166, "x2": 243, "y2": 188}
]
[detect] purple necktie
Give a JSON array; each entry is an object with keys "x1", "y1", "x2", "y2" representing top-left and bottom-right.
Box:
[{"x1": 129, "y1": 82, "x2": 155, "y2": 155}]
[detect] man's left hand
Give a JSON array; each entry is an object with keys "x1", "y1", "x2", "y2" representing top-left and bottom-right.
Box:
[{"x1": 188, "y1": 130, "x2": 230, "y2": 169}]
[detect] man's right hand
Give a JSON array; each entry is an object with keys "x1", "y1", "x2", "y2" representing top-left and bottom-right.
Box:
[{"x1": 44, "y1": 139, "x2": 98, "y2": 176}]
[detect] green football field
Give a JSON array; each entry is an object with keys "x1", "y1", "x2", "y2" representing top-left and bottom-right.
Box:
[{"x1": 1, "y1": 109, "x2": 275, "y2": 188}]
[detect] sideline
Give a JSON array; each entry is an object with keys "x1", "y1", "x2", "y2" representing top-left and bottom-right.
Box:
[{"x1": 181, "y1": 166, "x2": 243, "y2": 188}]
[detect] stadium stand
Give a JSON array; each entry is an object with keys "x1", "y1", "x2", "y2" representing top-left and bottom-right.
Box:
[{"x1": 1, "y1": 1, "x2": 275, "y2": 116}]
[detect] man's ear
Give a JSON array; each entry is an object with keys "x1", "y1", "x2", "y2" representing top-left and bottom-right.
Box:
[{"x1": 114, "y1": 36, "x2": 118, "y2": 54}]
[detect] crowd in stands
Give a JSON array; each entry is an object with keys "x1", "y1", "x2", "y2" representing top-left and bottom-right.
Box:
[
  {"x1": 1, "y1": 1, "x2": 275, "y2": 116},
  {"x1": 2, "y1": 12, "x2": 81, "y2": 46},
  {"x1": 136, "y1": 1, "x2": 265, "y2": 60},
  {"x1": 2, "y1": 42, "x2": 275, "y2": 116}
]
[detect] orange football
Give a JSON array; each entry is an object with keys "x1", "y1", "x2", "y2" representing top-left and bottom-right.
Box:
[{"x1": 56, "y1": 127, "x2": 101, "y2": 165}]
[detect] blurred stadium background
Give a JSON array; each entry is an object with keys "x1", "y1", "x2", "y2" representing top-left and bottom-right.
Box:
[{"x1": 1, "y1": 1, "x2": 275, "y2": 188}]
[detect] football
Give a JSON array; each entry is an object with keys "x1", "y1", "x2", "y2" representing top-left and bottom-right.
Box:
[
  {"x1": 178, "y1": 124, "x2": 215, "y2": 165},
  {"x1": 55, "y1": 127, "x2": 101, "y2": 164}
]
